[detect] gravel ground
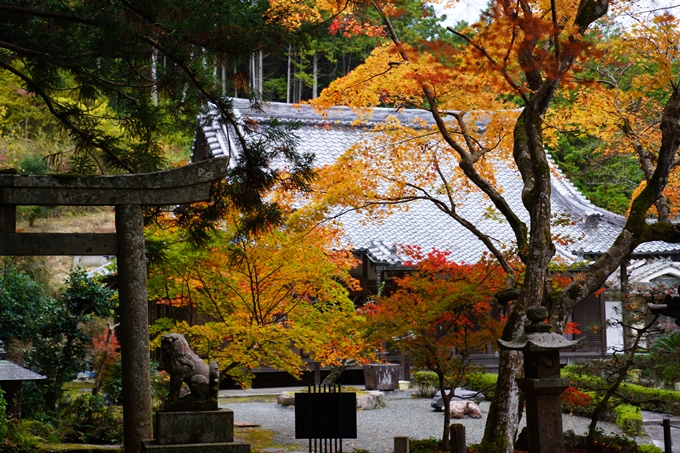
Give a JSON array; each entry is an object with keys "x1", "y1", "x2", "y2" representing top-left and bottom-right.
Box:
[{"x1": 222, "y1": 397, "x2": 652, "y2": 453}]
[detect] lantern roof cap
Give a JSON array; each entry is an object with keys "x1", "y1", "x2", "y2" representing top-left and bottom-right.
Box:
[{"x1": 497, "y1": 306, "x2": 585, "y2": 351}]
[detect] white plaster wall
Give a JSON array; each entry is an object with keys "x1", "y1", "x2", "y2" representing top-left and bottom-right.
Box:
[
  {"x1": 605, "y1": 300, "x2": 623, "y2": 353},
  {"x1": 73, "y1": 255, "x2": 111, "y2": 268}
]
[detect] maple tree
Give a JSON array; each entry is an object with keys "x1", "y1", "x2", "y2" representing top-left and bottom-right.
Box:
[
  {"x1": 364, "y1": 247, "x2": 505, "y2": 449},
  {"x1": 308, "y1": 0, "x2": 680, "y2": 450},
  {"x1": 147, "y1": 207, "x2": 373, "y2": 387},
  {"x1": 544, "y1": 12, "x2": 680, "y2": 218},
  {"x1": 91, "y1": 324, "x2": 121, "y2": 396}
]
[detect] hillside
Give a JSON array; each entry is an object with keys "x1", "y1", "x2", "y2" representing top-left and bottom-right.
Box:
[{"x1": 15, "y1": 207, "x2": 115, "y2": 294}]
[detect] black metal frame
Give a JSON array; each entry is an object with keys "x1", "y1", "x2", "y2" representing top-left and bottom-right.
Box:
[
  {"x1": 295, "y1": 384, "x2": 357, "y2": 453},
  {"x1": 662, "y1": 418, "x2": 676, "y2": 453}
]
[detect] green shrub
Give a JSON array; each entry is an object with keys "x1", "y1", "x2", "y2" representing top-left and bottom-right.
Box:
[
  {"x1": 615, "y1": 404, "x2": 643, "y2": 436},
  {"x1": 103, "y1": 358, "x2": 123, "y2": 404},
  {"x1": 409, "y1": 437, "x2": 445, "y2": 453},
  {"x1": 463, "y1": 373, "x2": 498, "y2": 400},
  {"x1": 564, "y1": 366, "x2": 680, "y2": 416},
  {"x1": 413, "y1": 371, "x2": 439, "y2": 398},
  {"x1": 660, "y1": 363, "x2": 680, "y2": 385},
  {"x1": 17, "y1": 154, "x2": 49, "y2": 175},
  {"x1": 58, "y1": 394, "x2": 123, "y2": 444},
  {"x1": 151, "y1": 361, "x2": 170, "y2": 407},
  {"x1": 0, "y1": 419, "x2": 41, "y2": 453},
  {"x1": 0, "y1": 389, "x2": 6, "y2": 441},
  {"x1": 639, "y1": 444, "x2": 664, "y2": 453},
  {"x1": 19, "y1": 420, "x2": 60, "y2": 444},
  {"x1": 619, "y1": 383, "x2": 680, "y2": 415},
  {"x1": 105, "y1": 358, "x2": 169, "y2": 408}
]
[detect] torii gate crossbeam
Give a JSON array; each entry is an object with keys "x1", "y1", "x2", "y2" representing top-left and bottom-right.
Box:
[{"x1": 0, "y1": 157, "x2": 228, "y2": 453}]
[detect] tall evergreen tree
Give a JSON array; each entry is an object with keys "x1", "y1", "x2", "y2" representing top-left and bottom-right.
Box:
[{"x1": 0, "y1": 0, "x2": 321, "y2": 236}]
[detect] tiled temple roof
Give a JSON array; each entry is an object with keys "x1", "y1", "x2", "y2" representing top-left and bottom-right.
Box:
[{"x1": 194, "y1": 99, "x2": 680, "y2": 266}]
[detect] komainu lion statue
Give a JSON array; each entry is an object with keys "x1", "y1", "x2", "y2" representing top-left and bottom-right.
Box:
[{"x1": 160, "y1": 333, "x2": 220, "y2": 411}]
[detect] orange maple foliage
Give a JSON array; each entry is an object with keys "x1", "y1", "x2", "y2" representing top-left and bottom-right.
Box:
[
  {"x1": 148, "y1": 209, "x2": 373, "y2": 387},
  {"x1": 364, "y1": 246, "x2": 506, "y2": 444}
]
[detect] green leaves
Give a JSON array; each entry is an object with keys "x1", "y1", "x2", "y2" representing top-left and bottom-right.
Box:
[
  {"x1": 0, "y1": 265, "x2": 51, "y2": 345},
  {"x1": 0, "y1": 0, "x2": 315, "y2": 176},
  {"x1": 652, "y1": 332, "x2": 680, "y2": 353},
  {"x1": 20, "y1": 268, "x2": 117, "y2": 412}
]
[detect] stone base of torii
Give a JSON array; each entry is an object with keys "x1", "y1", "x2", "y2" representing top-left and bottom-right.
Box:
[{"x1": 0, "y1": 157, "x2": 229, "y2": 453}]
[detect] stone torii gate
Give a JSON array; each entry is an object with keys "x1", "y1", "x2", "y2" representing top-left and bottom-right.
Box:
[{"x1": 0, "y1": 157, "x2": 228, "y2": 453}]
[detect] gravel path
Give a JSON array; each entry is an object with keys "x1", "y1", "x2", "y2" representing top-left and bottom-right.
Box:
[{"x1": 222, "y1": 397, "x2": 652, "y2": 453}]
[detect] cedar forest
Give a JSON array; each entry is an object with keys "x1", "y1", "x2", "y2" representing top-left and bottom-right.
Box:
[{"x1": 0, "y1": 0, "x2": 679, "y2": 452}]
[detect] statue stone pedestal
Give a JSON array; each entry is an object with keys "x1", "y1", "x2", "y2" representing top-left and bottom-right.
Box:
[
  {"x1": 143, "y1": 334, "x2": 250, "y2": 453},
  {"x1": 142, "y1": 409, "x2": 250, "y2": 453}
]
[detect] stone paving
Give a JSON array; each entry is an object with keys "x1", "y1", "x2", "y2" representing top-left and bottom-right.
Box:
[
  {"x1": 219, "y1": 386, "x2": 672, "y2": 450},
  {"x1": 642, "y1": 411, "x2": 680, "y2": 452}
]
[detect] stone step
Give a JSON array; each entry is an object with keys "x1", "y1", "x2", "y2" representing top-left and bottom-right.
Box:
[{"x1": 142, "y1": 440, "x2": 250, "y2": 453}]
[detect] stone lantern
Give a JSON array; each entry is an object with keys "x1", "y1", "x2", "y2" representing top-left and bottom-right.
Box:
[
  {"x1": 498, "y1": 307, "x2": 584, "y2": 453},
  {"x1": 0, "y1": 341, "x2": 45, "y2": 418}
]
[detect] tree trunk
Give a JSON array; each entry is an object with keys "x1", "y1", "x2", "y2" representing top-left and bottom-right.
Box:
[
  {"x1": 313, "y1": 52, "x2": 318, "y2": 99},
  {"x1": 222, "y1": 61, "x2": 226, "y2": 95},
  {"x1": 151, "y1": 49, "x2": 158, "y2": 105},
  {"x1": 321, "y1": 363, "x2": 348, "y2": 384},
  {"x1": 439, "y1": 374, "x2": 452, "y2": 450},
  {"x1": 296, "y1": 54, "x2": 303, "y2": 102},
  {"x1": 250, "y1": 55, "x2": 254, "y2": 94},
  {"x1": 479, "y1": 350, "x2": 523, "y2": 452},
  {"x1": 258, "y1": 51, "x2": 263, "y2": 94},
  {"x1": 480, "y1": 101, "x2": 557, "y2": 452},
  {"x1": 286, "y1": 46, "x2": 292, "y2": 103}
]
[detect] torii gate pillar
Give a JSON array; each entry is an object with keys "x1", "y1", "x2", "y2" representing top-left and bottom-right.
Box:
[
  {"x1": 116, "y1": 204, "x2": 153, "y2": 449},
  {"x1": 0, "y1": 158, "x2": 228, "y2": 453}
]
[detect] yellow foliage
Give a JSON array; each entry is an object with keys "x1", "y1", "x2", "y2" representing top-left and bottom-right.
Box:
[
  {"x1": 147, "y1": 208, "x2": 372, "y2": 386},
  {"x1": 544, "y1": 12, "x2": 680, "y2": 215}
]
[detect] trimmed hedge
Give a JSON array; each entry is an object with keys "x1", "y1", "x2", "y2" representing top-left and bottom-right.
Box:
[
  {"x1": 564, "y1": 367, "x2": 680, "y2": 416},
  {"x1": 412, "y1": 371, "x2": 439, "y2": 398},
  {"x1": 615, "y1": 404, "x2": 643, "y2": 436},
  {"x1": 463, "y1": 373, "x2": 498, "y2": 400},
  {"x1": 639, "y1": 445, "x2": 664, "y2": 453}
]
